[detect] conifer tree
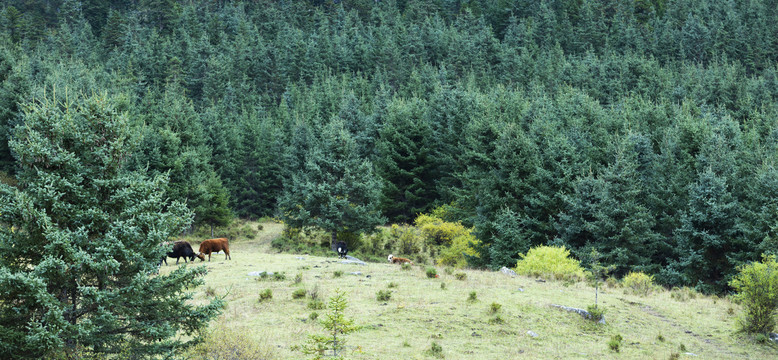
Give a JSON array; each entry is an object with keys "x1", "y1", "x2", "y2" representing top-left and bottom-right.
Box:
[
  {"x1": 0, "y1": 94, "x2": 222, "y2": 358},
  {"x1": 670, "y1": 168, "x2": 742, "y2": 293},
  {"x1": 279, "y1": 118, "x2": 384, "y2": 250},
  {"x1": 375, "y1": 98, "x2": 436, "y2": 223}
]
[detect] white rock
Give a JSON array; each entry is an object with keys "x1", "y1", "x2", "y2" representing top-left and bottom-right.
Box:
[
  {"x1": 527, "y1": 331, "x2": 538, "y2": 338},
  {"x1": 500, "y1": 267, "x2": 517, "y2": 277}
]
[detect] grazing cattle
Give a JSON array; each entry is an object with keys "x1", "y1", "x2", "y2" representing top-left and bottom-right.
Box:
[
  {"x1": 161, "y1": 241, "x2": 204, "y2": 265},
  {"x1": 336, "y1": 241, "x2": 348, "y2": 259},
  {"x1": 388, "y1": 254, "x2": 413, "y2": 265},
  {"x1": 198, "y1": 238, "x2": 231, "y2": 261}
]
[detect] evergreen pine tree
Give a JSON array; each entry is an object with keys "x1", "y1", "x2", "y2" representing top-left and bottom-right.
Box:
[
  {"x1": 279, "y1": 118, "x2": 384, "y2": 250},
  {"x1": 375, "y1": 98, "x2": 436, "y2": 223},
  {"x1": 0, "y1": 94, "x2": 222, "y2": 358}
]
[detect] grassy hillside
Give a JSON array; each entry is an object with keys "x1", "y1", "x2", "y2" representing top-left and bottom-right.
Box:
[{"x1": 166, "y1": 221, "x2": 778, "y2": 359}]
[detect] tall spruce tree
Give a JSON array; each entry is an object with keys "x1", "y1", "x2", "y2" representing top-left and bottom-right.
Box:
[
  {"x1": 279, "y1": 118, "x2": 384, "y2": 250},
  {"x1": 0, "y1": 94, "x2": 222, "y2": 358},
  {"x1": 670, "y1": 168, "x2": 742, "y2": 293},
  {"x1": 375, "y1": 98, "x2": 436, "y2": 223}
]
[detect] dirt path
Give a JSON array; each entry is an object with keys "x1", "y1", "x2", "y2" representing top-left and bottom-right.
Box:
[{"x1": 621, "y1": 298, "x2": 739, "y2": 358}]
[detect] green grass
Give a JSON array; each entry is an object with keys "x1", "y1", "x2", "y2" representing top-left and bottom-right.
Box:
[{"x1": 168, "y1": 220, "x2": 778, "y2": 359}]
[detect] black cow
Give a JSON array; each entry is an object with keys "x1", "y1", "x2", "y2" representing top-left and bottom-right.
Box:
[
  {"x1": 336, "y1": 241, "x2": 348, "y2": 259},
  {"x1": 161, "y1": 241, "x2": 199, "y2": 265}
]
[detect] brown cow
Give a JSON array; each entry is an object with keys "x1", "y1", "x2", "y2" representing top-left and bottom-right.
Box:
[
  {"x1": 387, "y1": 254, "x2": 413, "y2": 264},
  {"x1": 198, "y1": 238, "x2": 231, "y2": 261}
]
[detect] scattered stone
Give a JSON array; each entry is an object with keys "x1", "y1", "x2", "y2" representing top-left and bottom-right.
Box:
[
  {"x1": 527, "y1": 331, "x2": 539, "y2": 338},
  {"x1": 349, "y1": 272, "x2": 363, "y2": 276},
  {"x1": 535, "y1": 279, "x2": 546, "y2": 283},
  {"x1": 770, "y1": 333, "x2": 778, "y2": 342},
  {"x1": 366, "y1": 275, "x2": 371, "y2": 278},
  {"x1": 471, "y1": 332, "x2": 481, "y2": 337},
  {"x1": 340, "y1": 255, "x2": 367, "y2": 265},
  {"x1": 295, "y1": 256, "x2": 306, "y2": 260},
  {"x1": 684, "y1": 353, "x2": 698, "y2": 357},
  {"x1": 248, "y1": 271, "x2": 273, "y2": 277},
  {"x1": 517, "y1": 288, "x2": 524, "y2": 292},
  {"x1": 500, "y1": 267, "x2": 517, "y2": 277},
  {"x1": 550, "y1": 304, "x2": 606, "y2": 324}
]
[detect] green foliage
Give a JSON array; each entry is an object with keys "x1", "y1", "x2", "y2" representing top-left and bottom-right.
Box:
[
  {"x1": 468, "y1": 291, "x2": 477, "y2": 302},
  {"x1": 670, "y1": 287, "x2": 698, "y2": 302},
  {"x1": 301, "y1": 289, "x2": 358, "y2": 359},
  {"x1": 333, "y1": 271, "x2": 343, "y2": 278},
  {"x1": 4, "y1": 0, "x2": 778, "y2": 298},
  {"x1": 426, "y1": 267, "x2": 438, "y2": 278},
  {"x1": 259, "y1": 289, "x2": 273, "y2": 302},
  {"x1": 587, "y1": 305, "x2": 606, "y2": 322},
  {"x1": 608, "y1": 334, "x2": 622, "y2": 352},
  {"x1": 292, "y1": 288, "x2": 307, "y2": 300},
  {"x1": 729, "y1": 255, "x2": 778, "y2": 334},
  {"x1": 489, "y1": 302, "x2": 502, "y2": 314},
  {"x1": 0, "y1": 94, "x2": 222, "y2": 358},
  {"x1": 416, "y1": 214, "x2": 481, "y2": 268},
  {"x1": 308, "y1": 300, "x2": 325, "y2": 310},
  {"x1": 426, "y1": 341, "x2": 444, "y2": 358},
  {"x1": 515, "y1": 246, "x2": 587, "y2": 281},
  {"x1": 623, "y1": 271, "x2": 657, "y2": 296},
  {"x1": 279, "y1": 118, "x2": 385, "y2": 251},
  {"x1": 376, "y1": 290, "x2": 392, "y2": 301}
]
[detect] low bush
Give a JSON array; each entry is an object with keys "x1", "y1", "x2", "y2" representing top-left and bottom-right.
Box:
[
  {"x1": 488, "y1": 315, "x2": 505, "y2": 325},
  {"x1": 468, "y1": 291, "x2": 477, "y2": 302},
  {"x1": 455, "y1": 272, "x2": 467, "y2": 281},
  {"x1": 376, "y1": 290, "x2": 392, "y2": 301},
  {"x1": 623, "y1": 271, "x2": 657, "y2": 296},
  {"x1": 587, "y1": 304, "x2": 605, "y2": 322},
  {"x1": 292, "y1": 288, "x2": 307, "y2": 299},
  {"x1": 608, "y1": 334, "x2": 622, "y2": 352},
  {"x1": 293, "y1": 273, "x2": 303, "y2": 285},
  {"x1": 426, "y1": 267, "x2": 438, "y2": 278},
  {"x1": 515, "y1": 245, "x2": 587, "y2": 281},
  {"x1": 333, "y1": 271, "x2": 343, "y2": 278},
  {"x1": 258, "y1": 289, "x2": 272, "y2": 302},
  {"x1": 401, "y1": 263, "x2": 412, "y2": 271},
  {"x1": 489, "y1": 302, "x2": 502, "y2": 314},
  {"x1": 308, "y1": 300, "x2": 324, "y2": 310},
  {"x1": 670, "y1": 286, "x2": 697, "y2": 302},
  {"x1": 729, "y1": 255, "x2": 778, "y2": 334},
  {"x1": 388, "y1": 282, "x2": 397, "y2": 288},
  {"x1": 426, "y1": 342, "x2": 444, "y2": 358}
]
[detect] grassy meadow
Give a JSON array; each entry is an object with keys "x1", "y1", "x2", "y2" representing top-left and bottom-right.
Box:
[{"x1": 164, "y1": 220, "x2": 778, "y2": 359}]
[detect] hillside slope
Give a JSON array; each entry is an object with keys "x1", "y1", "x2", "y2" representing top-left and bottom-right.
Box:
[{"x1": 166, "y1": 221, "x2": 778, "y2": 359}]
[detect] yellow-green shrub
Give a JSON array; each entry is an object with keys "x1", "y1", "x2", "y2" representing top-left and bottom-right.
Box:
[
  {"x1": 622, "y1": 271, "x2": 656, "y2": 295},
  {"x1": 729, "y1": 255, "x2": 778, "y2": 334},
  {"x1": 437, "y1": 232, "x2": 480, "y2": 268},
  {"x1": 514, "y1": 246, "x2": 586, "y2": 281},
  {"x1": 414, "y1": 214, "x2": 480, "y2": 268},
  {"x1": 415, "y1": 214, "x2": 470, "y2": 246}
]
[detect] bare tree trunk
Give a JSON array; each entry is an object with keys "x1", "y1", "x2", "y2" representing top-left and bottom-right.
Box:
[{"x1": 331, "y1": 230, "x2": 337, "y2": 252}]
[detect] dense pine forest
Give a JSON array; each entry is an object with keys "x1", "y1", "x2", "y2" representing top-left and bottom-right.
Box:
[{"x1": 2, "y1": 0, "x2": 778, "y2": 298}]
